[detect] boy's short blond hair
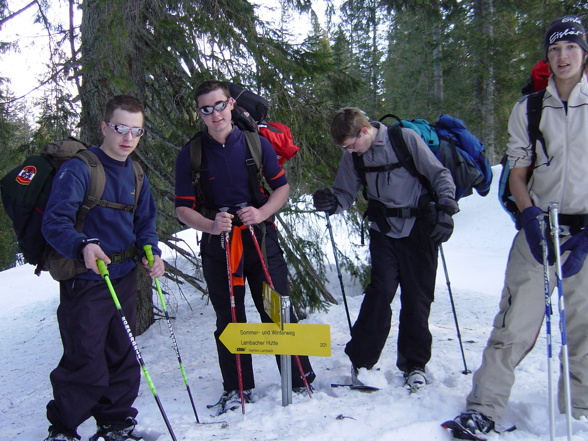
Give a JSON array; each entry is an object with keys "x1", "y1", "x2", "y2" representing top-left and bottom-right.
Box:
[{"x1": 330, "y1": 107, "x2": 371, "y2": 146}]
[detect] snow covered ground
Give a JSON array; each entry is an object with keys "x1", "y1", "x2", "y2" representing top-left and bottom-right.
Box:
[{"x1": 2, "y1": 166, "x2": 588, "y2": 440}]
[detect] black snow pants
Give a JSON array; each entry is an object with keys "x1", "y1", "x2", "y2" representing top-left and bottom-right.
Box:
[
  {"x1": 47, "y1": 268, "x2": 140, "y2": 436},
  {"x1": 344, "y1": 222, "x2": 438, "y2": 373},
  {"x1": 201, "y1": 222, "x2": 315, "y2": 391}
]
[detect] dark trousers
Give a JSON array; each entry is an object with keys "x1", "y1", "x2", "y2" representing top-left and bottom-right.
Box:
[
  {"x1": 345, "y1": 222, "x2": 437, "y2": 372},
  {"x1": 47, "y1": 268, "x2": 140, "y2": 435},
  {"x1": 201, "y1": 223, "x2": 315, "y2": 391}
]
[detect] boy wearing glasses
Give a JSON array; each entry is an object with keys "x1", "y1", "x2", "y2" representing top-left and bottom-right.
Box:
[
  {"x1": 42, "y1": 95, "x2": 164, "y2": 441},
  {"x1": 174, "y1": 80, "x2": 315, "y2": 414},
  {"x1": 313, "y1": 107, "x2": 457, "y2": 391}
]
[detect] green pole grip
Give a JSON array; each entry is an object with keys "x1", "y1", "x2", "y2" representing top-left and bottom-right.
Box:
[
  {"x1": 97, "y1": 259, "x2": 109, "y2": 278},
  {"x1": 144, "y1": 244, "x2": 154, "y2": 266}
]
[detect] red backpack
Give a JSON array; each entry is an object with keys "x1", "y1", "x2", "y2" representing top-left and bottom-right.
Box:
[
  {"x1": 258, "y1": 122, "x2": 300, "y2": 167},
  {"x1": 521, "y1": 59, "x2": 550, "y2": 95}
]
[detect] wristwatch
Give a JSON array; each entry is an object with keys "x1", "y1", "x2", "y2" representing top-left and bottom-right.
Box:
[{"x1": 78, "y1": 237, "x2": 101, "y2": 260}]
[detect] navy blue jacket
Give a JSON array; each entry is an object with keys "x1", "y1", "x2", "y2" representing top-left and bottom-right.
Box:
[
  {"x1": 42, "y1": 147, "x2": 161, "y2": 280},
  {"x1": 175, "y1": 127, "x2": 287, "y2": 214}
]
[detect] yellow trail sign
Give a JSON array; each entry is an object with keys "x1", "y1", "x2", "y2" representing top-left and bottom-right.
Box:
[{"x1": 219, "y1": 323, "x2": 331, "y2": 357}]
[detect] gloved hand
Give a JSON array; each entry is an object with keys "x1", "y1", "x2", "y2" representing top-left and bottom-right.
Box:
[
  {"x1": 520, "y1": 206, "x2": 549, "y2": 265},
  {"x1": 430, "y1": 197, "x2": 458, "y2": 243},
  {"x1": 560, "y1": 229, "x2": 588, "y2": 278},
  {"x1": 430, "y1": 212, "x2": 454, "y2": 243},
  {"x1": 313, "y1": 188, "x2": 338, "y2": 215}
]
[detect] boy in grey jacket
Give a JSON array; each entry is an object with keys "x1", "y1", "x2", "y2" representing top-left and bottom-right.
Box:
[{"x1": 313, "y1": 107, "x2": 457, "y2": 391}]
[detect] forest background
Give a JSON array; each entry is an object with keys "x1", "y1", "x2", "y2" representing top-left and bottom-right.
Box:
[{"x1": 1, "y1": 0, "x2": 586, "y2": 331}]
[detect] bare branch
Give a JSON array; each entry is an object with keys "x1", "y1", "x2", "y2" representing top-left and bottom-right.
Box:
[{"x1": 0, "y1": 1, "x2": 36, "y2": 28}]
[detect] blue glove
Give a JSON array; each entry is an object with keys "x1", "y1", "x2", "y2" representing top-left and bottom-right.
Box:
[
  {"x1": 560, "y1": 229, "x2": 588, "y2": 278},
  {"x1": 520, "y1": 206, "x2": 548, "y2": 264}
]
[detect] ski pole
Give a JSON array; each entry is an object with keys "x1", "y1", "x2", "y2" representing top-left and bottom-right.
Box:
[
  {"x1": 97, "y1": 259, "x2": 177, "y2": 441},
  {"x1": 548, "y1": 202, "x2": 573, "y2": 441},
  {"x1": 325, "y1": 213, "x2": 353, "y2": 334},
  {"x1": 538, "y1": 215, "x2": 555, "y2": 441},
  {"x1": 219, "y1": 208, "x2": 246, "y2": 414},
  {"x1": 438, "y1": 244, "x2": 471, "y2": 375},
  {"x1": 244, "y1": 219, "x2": 312, "y2": 398},
  {"x1": 144, "y1": 245, "x2": 201, "y2": 424}
]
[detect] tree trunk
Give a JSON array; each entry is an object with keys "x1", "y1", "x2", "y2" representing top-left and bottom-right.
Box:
[
  {"x1": 473, "y1": 0, "x2": 496, "y2": 163},
  {"x1": 481, "y1": 0, "x2": 496, "y2": 163},
  {"x1": 433, "y1": 22, "x2": 444, "y2": 104},
  {"x1": 79, "y1": 0, "x2": 153, "y2": 334}
]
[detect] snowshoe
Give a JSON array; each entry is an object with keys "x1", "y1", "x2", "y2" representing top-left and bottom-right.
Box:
[
  {"x1": 44, "y1": 428, "x2": 81, "y2": 441},
  {"x1": 330, "y1": 383, "x2": 380, "y2": 392},
  {"x1": 441, "y1": 410, "x2": 495, "y2": 440},
  {"x1": 89, "y1": 417, "x2": 143, "y2": 441},
  {"x1": 207, "y1": 389, "x2": 253, "y2": 416},
  {"x1": 330, "y1": 365, "x2": 380, "y2": 391},
  {"x1": 404, "y1": 367, "x2": 428, "y2": 393}
]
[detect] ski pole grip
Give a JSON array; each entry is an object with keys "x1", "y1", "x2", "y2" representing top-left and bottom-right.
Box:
[
  {"x1": 144, "y1": 244, "x2": 154, "y2": 266},
  {"x1": 97, "y1": 259, "x2": 109, "y2": 278}
]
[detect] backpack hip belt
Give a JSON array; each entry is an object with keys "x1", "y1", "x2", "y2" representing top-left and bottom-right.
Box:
[
  {"x1": 559, "y1": 213, "x2": 588, "y2": 234},
  {"x1": 367, "y1": 205, "x2": 428, "y2": 219},
  {"x1": 108, "y1": 246, "x2": 139, "y2": 265}
]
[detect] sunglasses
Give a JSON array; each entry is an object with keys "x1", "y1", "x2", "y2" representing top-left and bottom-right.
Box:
[
  {"x1": 106, "y1": 122, "x2": 145, "y2": 137},
  {"x1": 198, "y1": 98, "x2": 230, "y2": 115}
]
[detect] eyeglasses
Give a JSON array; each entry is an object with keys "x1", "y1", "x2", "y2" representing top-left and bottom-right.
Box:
[
  {"x1": 198, "y1": 98, "x2": 230, "y2": 115},
  {"x1": 106, "y1": 122, "x2": 145, "y2": 137},
  {"x1": 340, "y1": 129, "x2": 363, "y2": 150}
]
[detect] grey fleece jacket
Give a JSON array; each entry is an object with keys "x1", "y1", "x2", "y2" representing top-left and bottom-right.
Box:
[{"x1": 331, "y1": 121, "x2": 455, "y2": 238}]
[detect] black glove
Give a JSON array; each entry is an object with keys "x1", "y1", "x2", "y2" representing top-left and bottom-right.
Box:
[
  {"x1": 430, "y1": 211, "x2": 454, "y2": 243},
  {"x1": 437, "y1": 197, "x2": 459, "y2": 216},
  {"x1": 560, "y1": 229, "x2": 588, "y2": 278},
  {"x1": 313, "y1": 188, "x2": 338, "y2": 215},
  {"x1": 430, "y1": 198, "x2": 458, "y2": 243},
  {"x1": 231, "y1": 108, "x2": 258, "y2": 132},
  {"x1": 520, "y1": 206, "x2": 550, "y2": 265}
]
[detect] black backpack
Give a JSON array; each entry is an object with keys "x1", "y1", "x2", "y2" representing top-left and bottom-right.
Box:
[
  {"x1": 0, "y1": 138, "x2": 144, "y2": 278},
  {"x1": 497, "y1": 90, "x2": 547, "y2": 228}
]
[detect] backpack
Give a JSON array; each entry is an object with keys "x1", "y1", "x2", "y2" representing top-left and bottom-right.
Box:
[
  {"x1": 227, "y1": 82, "x2": 301, "y2": 167},
  {"x1": 521, "y1": 60, "x2": 550, "y2": 95},
  {"x1": 0, "y1": 137, "x2": 144, "y2": 279},
  {"x1": 353, "y1": 114, "x2": 492, "y2": 202},
  {"x1": 497, "y1": 89, "x2": 547, "y2": 228}
]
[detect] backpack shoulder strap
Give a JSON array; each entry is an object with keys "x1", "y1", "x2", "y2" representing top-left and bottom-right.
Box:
[
  {"x1": 188, "y1": 132, "x2": 207, "y2": 212},
  {"x1": 388, "y1": 125, "x2": 435, "y2": 196},
  {"x1": 351, "y1": 152, "x2": 368, "y2": 201},
  {"x1": 73, "y1": 150, "x2": 142, "y2": 232},
  {"x1": 244, "y1": 130, "x2": 262, "y2": 170},
  {"x1": 388, "y1": 126, "x2": 418, "y2": 177},
  {"x1": 131, "y1": 160, "x2": 144, "y2": 207},
  {"x1": 189, "y1": 133, "x2": 204, "y2": 183},
  {"x1": 526, "y1": 89, "x2": 547, "y2": 161},
  {"x1": 74, "y1": 149, "x2": 106, "y2": 231},
  {"x1": 243, "y1": 130, "x2": 265, "y2": 207}
]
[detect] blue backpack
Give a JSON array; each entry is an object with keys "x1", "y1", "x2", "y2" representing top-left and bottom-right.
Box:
[{"x1": 375, "y1": 114, "x2": 493, "y2": 201}]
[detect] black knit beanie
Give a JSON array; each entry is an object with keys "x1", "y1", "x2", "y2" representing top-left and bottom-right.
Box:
[{"x1": 544, "y1": 16, "x2": 588, "y2": 57}]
